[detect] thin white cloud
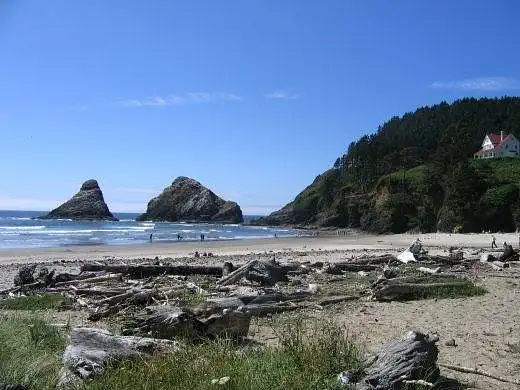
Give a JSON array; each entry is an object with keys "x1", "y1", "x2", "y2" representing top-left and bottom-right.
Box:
[
  {"x1": 431, "y1": 77, "x2": 520, "y2": 91},
  {"x1": 265, "y1": 90, "x2": 299, "y2": 100},
  {"x1": 113, "y1": 92, "x2": 243, "y2": 107}
]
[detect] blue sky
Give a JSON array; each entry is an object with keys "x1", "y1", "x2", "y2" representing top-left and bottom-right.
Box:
[{"x1": 1, "y1": 1, "x2": 520, "y2": 214}]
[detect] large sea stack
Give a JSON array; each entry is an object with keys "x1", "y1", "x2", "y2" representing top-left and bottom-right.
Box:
[
  {"x1": 137, "y1": 177, "x2": 243, "y2": 223},
  {"x1": 38, "y1": 179, "x2": 118, "y2": 221}
]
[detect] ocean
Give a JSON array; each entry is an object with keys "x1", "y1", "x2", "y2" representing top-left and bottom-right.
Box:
[{"x1": 0, "y1": 210, "x2": 297, "y2": 250}]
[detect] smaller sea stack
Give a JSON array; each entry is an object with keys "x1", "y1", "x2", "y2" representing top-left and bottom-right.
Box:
[{"x1": 38, "y1": 179, "x2": 118, "y2": 221}]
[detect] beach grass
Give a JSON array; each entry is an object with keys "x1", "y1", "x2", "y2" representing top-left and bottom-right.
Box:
[
  {"x1": 0, "y1": 315, "x2": 66, "y2": 389},
  {"x1": 85, "y1": 316, "x2": 361, "y2": 390},
  {"x1": 0, "y1": 293, "x2": 73, "y2": 311}
]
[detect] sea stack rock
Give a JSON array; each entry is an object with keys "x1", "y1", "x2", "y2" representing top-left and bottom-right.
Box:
[
  {"x1": 137, "y1": 177, "x2": 243, "y2": 223},
  {"x1": 38, "y1": 179, "x2": 118, "y2": 221}
]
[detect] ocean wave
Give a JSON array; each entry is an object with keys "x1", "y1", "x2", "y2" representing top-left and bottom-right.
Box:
[
  {"x1": 21, "y1": 228, "x2": 150, "y2": 235},
  {"x1": 0, "y1": 226, "x2": 45, "y2": 230}
]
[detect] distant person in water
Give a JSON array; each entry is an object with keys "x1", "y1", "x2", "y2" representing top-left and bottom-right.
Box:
[
  {"x1": 491, "y1": 235, "x2": 497, "y2": 249},
  {"x1": 149, "y1": 233, "x2": 153, "y2": 243},
  {"x1": 200, "y1": 233, "x2": 205, "y2": 241},
  {"x1": 274, "y1": 233, "x2": 277, "y2": 238},
  {"x1": 177, "y1": 233, "x2": 182, "y2": 240}
]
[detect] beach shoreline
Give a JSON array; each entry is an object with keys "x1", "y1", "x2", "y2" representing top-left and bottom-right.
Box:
[{"x1": 0, "y1": 232, "x2": 518, "y2": 265}]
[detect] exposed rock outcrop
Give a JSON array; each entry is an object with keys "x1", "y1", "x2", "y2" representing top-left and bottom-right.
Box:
[
  {"x1": 38, "y1": 180, "x2": 117, "y2": 221},
  {"x1": 250, "y1": 170, "x2": 342, "y2": 227},
  {"x1": 137, "y1": 177, "x2": 243, "y2": 223}
]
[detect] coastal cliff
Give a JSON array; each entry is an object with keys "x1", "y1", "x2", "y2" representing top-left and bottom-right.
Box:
[
  {"x1": 38, "y1": 179, "x2": 118, "y2": 221},
  {"x1": 137, "y1": 177, "x2": 243, "y2": 223}
]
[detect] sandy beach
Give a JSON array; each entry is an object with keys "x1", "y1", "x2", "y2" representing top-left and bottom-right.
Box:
[
  {"x1": 1, "y1": 232, "x2": 518, "y2": 265},
  {"x1": 1, "y1": 232, "x2": 519, "y2": 389}
]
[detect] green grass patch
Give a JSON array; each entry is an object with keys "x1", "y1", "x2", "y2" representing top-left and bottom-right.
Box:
[
  {"x1": 0, "y1": 315, "x2": 66, "y2": 389},
  {"x1": 0, "y1": 293, "x2": 73, "y2": 311},
  {"x1": 85, "y1": 317, "x2": 361, "y2": 390},
  {"x1": 472, "y1": 157, "x2": 520, "y2": 185},
  {"x1": 386, "y1": 165, "x2": 428, "y2": 186}
]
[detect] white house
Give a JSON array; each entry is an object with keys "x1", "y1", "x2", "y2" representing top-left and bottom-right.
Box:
[{"x1": 473, "y1": 131, "x2": 520, "y2": 159}]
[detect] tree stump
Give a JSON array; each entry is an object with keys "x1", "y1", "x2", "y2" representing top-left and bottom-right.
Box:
[{"x1": 338, "y1": 331, "x2": 439, "y2": 389}]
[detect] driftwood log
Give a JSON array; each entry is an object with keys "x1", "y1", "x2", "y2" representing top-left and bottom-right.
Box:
[
  {"x1": 80, "y1": 263, "x2": 223, "y2": 277},
  {"x1": 350, "y1": 254, "x2": 397, "y2": 265},
  {"x1": 372, "y1": 276, "x2": 472, "y2": 301},
  {"x1": 56, "y1": 327, "x2": 180, "y2": 390},
  {"x1": 499, "y1": 244, "x2": 519, "y2": 262},
  {"x1": 323, "y1": 263, "x2": 379, "y2": 274},
  {"x1": 122, "y1": 305, "x2": 251, "y2": 340},
  {"x1": 338, "y1": 331, "x2": 439, "y2": 389},
  {"x1": 218, "y1": 259, "x2": 289, "y2": 286}
]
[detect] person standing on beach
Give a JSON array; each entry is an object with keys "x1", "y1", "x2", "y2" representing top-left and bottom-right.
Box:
[
  {"x1": 149, "y1": 233, "x2": 153, "y2": 243},
  {"x1": 491, "y1": 235, "x2": 497, "y2": 249}
]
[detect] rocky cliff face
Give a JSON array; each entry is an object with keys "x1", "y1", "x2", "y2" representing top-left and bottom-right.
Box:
[
  {"x1": 250, "y1": 169, "x2": 343, "y2": 227},
  {"x1": 38, "y1": 180, "x2": 118, "y2": 221},
  {"x1": 137, "y1": 177, "x2": 243, "y2": 223}
]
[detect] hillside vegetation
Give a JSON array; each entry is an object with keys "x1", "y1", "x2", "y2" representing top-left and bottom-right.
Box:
[{"x1": 254, "y1": 97, "x2": 520, "y2": 233}]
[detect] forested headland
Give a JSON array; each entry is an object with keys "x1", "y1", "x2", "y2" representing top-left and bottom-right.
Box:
[{"x1": 254, "y1": 97, "x2": 520, "y2": 233}]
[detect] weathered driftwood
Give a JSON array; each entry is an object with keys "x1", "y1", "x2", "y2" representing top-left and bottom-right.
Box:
[
  {"x1": 499, "y1": 244, "x2": 519, "y2": 262},
  {"x1": 428, "y1": 255, "x2": 463, "y2": 265},
  {"x1": 350, "y1": 254, "x2": 397, "y2": 265},
  {"x1": 13, "y1": 264, "x2": 37, "y2": 286},
  {"x1": 122, "y1": 306, "x2": 251, "y2": 340},
  {"x1": 373, "y1": 281, "x2": 470, "y2": 302},
  {"x1": 241, "y1": 302, "x2": 301, "y2": 316},
  {"x1": 53, "y1": 271, "x2": 105, "y2": 284},
  {"x1": 54, "y1": 273, "x2": 122, "y2": 287},
  {"x1": 417, "y1": 266, "x2": 440, "y2": 275},
  {"x1": 439, "y1": 363, "x2": 520, "y2": 386},
  {"x1": 245, "y1": 259, "x2": 289, "y2": 286},
  {"x1": 222, "y1": 262, "x2": 234, "y2": 277},
  {"x1": 489, "y1": 261, "x2": 509, "y2": 271},
  {"x1": 218, "y1": 260, "x2": 258, "y2": 286},
  {"x1": 323, "y1": 263, "x2": 379, "y2": 274},
  {"x1": 240, "y1": 291, "x2": 313, "y2": 305},
  {"x1": 56, "y1": 327, "x2": 180, "y2": 389},
  {"x1": 58, "y1": 287, "x2": 128, "y2": 297},
  {"x1": 338, "y1": 331, "x2": 439, "y2": 390},
  {"x1": 80, "y1": 263, "x2": 223, "y2": 277},
  {"x1": 218, "y1": 259, "x2": 289, "y2": 286}
]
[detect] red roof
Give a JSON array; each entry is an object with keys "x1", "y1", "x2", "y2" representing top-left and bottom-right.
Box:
[
  {"x1": 487, "y1": 133, "x2": 503, "y2": 146},
  {"x1": 473, "y1": 133, "x2": 512, "y2": 155}
]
